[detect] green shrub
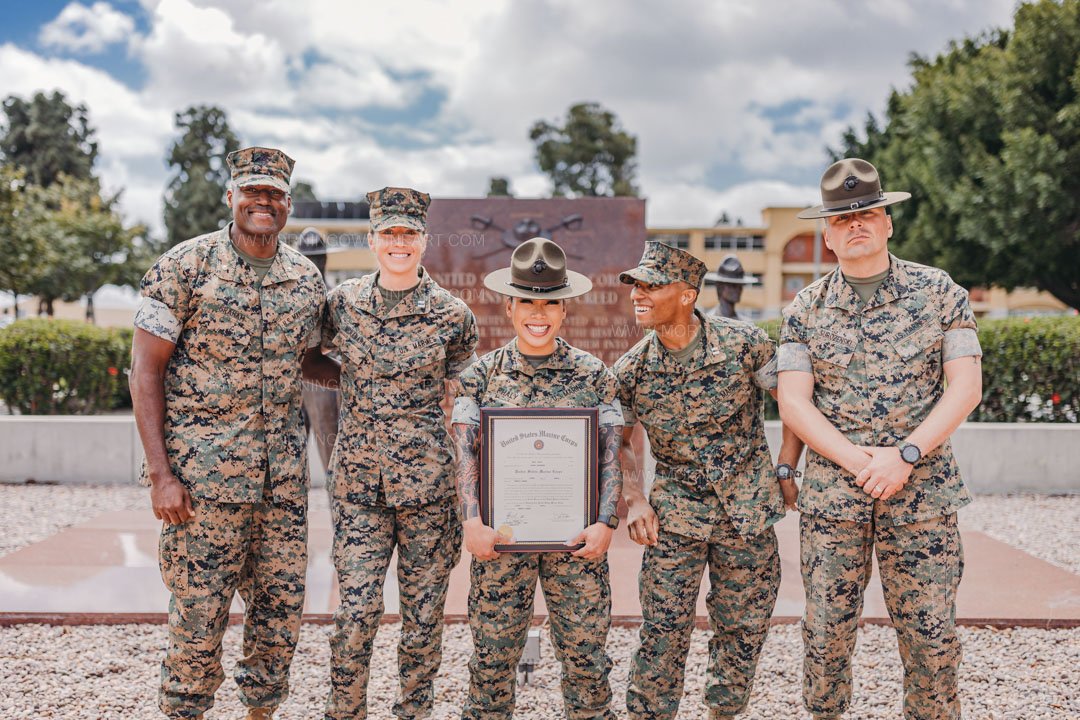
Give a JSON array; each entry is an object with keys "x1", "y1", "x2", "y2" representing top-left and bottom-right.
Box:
[
  {"x1": 974, "y1": 316, "x2": 1078, "y2": 423},
  {"x1": 756, "y1": 315, "x2": 1080, "y2": 424},
  {"x1": 0, "y1": 318, "x2": 132, "y2": 415}
]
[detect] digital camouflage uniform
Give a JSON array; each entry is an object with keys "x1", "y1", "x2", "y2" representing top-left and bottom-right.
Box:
[
  {"x1": 778, "y1": 254, "x2": 982, "y2": 720},
  {"x1": 616, "y1": 322, "x2": 782, "y2": 720},
  {"x1": 615, "y1": 240, "x2": 782, "y2": 720},
  {"x1": 136, "y1": 147, "x2": 325, "y2": 719},
  {"x1": 452, "y1": 337, "x2": 624, "y2": 720},
  {"x1": 322, "y1": 228, "x2": 478, "y2": 719}
]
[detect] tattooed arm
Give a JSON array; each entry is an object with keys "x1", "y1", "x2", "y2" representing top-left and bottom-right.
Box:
[
  {"x1": 453, "y1": 422, "x2": 506, "y2": 560},
  {"x1": 570, "y1": 423, "x2": 623, "y2": 560},
  {"x1": 596, "y1": 424, "x2": 623, "y2": 520}
]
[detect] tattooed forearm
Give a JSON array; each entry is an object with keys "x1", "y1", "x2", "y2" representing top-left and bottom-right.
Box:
[
  {"x1": 452, "y1": 423, "x2": 481, "y2": 521},
  {"x1": 598, "y1": 424, "x2": 624, "y2": 519}
]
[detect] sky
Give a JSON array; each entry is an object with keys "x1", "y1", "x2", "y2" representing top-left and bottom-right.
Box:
[{"x1": 0, "y1": 0, "x2": 1021, "y2": 236}]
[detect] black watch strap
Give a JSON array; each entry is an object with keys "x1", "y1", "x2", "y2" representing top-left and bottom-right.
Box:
[{"x1": 598, "y1": 514, "x2": 620, "y2": 530}]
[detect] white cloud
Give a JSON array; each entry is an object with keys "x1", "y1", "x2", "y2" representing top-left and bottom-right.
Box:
[
  {"x1": 645, "y1": 179, "x2": 819, "y2": 228},
  {"x1": 5, "y1": 0, "x2": 1026, "y2": 239},
  {"x1": 133, "y1": 0, "x2": 294, "y2": 109},
  {"x1": 39, "y1": 2, "x2": 135, "y2": 53}
]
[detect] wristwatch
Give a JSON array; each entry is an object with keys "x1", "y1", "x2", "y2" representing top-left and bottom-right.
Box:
[
  {"x1": 898, "y1": 441, "x2": 922, "y2": 465},
  {"x1": 776, "y1": 463, "x2": 801, "y2": 481},
  {"x1": 597, "y1": 514, "x2": 620, "y2": 530}
]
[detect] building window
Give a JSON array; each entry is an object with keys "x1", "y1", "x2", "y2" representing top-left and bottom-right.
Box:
[
  {"x1": 652, "y1": 233, "x2": 690, "y2": 250},
  {"x1": 704, "y1": 234, "x2": 764, "y2": 251}
]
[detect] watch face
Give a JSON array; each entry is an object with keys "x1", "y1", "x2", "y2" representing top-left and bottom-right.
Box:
[
  {"x1": 777, "y1": 465, "x2": 791, "y2": 480},
  {"x1": 901, "y1": 445, "x2": 920, "y2": 463}
]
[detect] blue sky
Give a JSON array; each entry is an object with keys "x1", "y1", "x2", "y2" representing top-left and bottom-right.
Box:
[{"x1": 0, "y1": 0, "x2": 1020, "y2": 235}]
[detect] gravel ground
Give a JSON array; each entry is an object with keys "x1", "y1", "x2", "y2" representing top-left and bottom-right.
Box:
[
  {"x1": 1, "y1": 622, "x2": 1076, "y2": 719},
  {"x1": 959, "y1": 494, "x2": 1080, "y2": 574},
  {"x1": 0, "y1": 487, "x2": 1077, "y2": 719}
]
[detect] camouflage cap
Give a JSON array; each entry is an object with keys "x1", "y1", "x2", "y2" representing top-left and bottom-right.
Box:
[
  {"x1": 367, "y1": 186, "x2": 431, "y2": 232},
  {"x1": 619, "y1": 240, "x2": 707, "y2": 289},
  {"x1": 226, "y1": 146, "x2": 295, "y2": 193}
]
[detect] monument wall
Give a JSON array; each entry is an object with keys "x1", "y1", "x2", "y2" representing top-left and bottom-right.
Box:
[{"x1": 425, "y1": 197, "x2": 647, "y2": 365}]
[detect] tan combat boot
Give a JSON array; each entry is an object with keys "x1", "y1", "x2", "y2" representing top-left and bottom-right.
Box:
[{"x1": 245, "y1": 709, "x2": 275, "y2": 720}]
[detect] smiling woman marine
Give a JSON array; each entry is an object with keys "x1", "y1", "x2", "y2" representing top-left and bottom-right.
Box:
[{"x1": 451, "y1": 237, "x2": 624, "y2": 720}]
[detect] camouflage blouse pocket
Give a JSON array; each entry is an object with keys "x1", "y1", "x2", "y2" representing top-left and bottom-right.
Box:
[
  {"x1": 686, "y1": 375, "x2": 746, "y2": 426},
  {"x1": 192, "y1": 302, "x2": 255, "y2": 363},
  {"x1": 809, "y1": 335, "x2": 855, "y2": 384},
  {"x1": 890, "y1": 321, "x2": 943, "y2": 363},
  {"x1": 377, "y1": 343, "x2": 446, "y2": 380},
  {"x1": 376, "y1": 343, "x2": 447, "y2": 406}
]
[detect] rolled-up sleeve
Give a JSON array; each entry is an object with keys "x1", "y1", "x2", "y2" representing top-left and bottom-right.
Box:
[
  {"x1": 777, "y1": 342, "x2": 812, "y2": 373},
  {"x1": 940, "y1": 279, "x2": 982, "y2": 362},
  {"x1": 135, "y1": 253, "x2": 190, "y2": 343},
  {"x1": 779, "y1": 297, "x2": 813, "y2": 373},
  {"x1": 450, "y1": 359, "x2": 485, "y2": 426}
]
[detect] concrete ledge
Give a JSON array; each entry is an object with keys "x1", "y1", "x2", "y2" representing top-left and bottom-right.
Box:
[
  {"x1": 764, "y1": 421, "x2": 1079, "y2": 494},
  {"x1": 1, "y1": 416, "x2": 1077, "y2": 493},
  {"x1": 0, "y1": 416, "x2": 142, "y2": 484}
]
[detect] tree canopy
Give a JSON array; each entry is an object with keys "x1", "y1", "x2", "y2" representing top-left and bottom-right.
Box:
[
  {"x1": 162, "y1": 105, "x2": 239, "y2": 247},
  {"x1": 529, "y1": 102, "x2": 639, "y2": 197},
  {"x1": 833, "y1": 0, "x2": 1080, "y2": 309},
  {"x1": 487, "y1": 176, "x2": 512, "y2": 197},
  {"x1": 0, "y1": 91, "x2": 98, "y2": 188}
]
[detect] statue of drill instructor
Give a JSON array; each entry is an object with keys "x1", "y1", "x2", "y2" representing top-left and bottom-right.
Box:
[
  {"x1": 704, "y1": 254, "x2": 759, "y2": 321},
  {"x1": 293, "y1": 226, "x2": 343, "y2": 473}
]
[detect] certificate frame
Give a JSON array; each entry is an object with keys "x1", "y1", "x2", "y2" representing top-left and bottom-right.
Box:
[{"x1": 479, "y1": 407, "x2": 599, "y2": 552}]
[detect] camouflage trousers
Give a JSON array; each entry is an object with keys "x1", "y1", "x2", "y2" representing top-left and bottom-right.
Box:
[
  {"x1": 462, "y1": 552, "x2": 614, "y2": 720},
  {"x1": 158, "y1": 497, "x2": 308, "y2": 719},
  {"x1": 627, "y1": 518, "x2": 781, "y2": 720},
  {"x1": 801, "y1": 512, "x2": 964, "y2": 720},
  {"x1": 326, "y1": 496, "x2": 461, "y2": 720}
]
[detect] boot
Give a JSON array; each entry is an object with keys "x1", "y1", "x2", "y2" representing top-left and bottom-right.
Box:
[{"x1": 245, "y1": 709, "x2": 275, "y2": 720}]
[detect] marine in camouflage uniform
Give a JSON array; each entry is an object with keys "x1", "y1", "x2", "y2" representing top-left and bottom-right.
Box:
[
  {"x1": 131, "y1": 147, "x2": 325, "y2": 719},
  {"x1": 778, "y1": 159, "x2": 983, "y2": 720},
  {"x1": 614, "y1": 241, "x2": 802, "y2": 720},
  {"x1": 451, "y1": 238, "x2": 624, "y2": 720},
  {"x1": 321, "y1": 187, "x2": 478, "y2": 720}
]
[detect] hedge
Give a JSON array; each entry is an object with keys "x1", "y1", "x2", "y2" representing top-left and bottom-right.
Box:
[
  {"x1": 0, "y1": 316, "x2": 1076, "y2": 421},
  {"x1": 0, "y1": 319, "x2": 132, "y2": 414},
  {"x1": 757, "y1": 315, "x2": 1079, "y2": 423}
]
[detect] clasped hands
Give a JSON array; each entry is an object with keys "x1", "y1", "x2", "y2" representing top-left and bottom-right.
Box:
[{"x1": 852, "y1": 446, "x2": 913, "y2": 501}]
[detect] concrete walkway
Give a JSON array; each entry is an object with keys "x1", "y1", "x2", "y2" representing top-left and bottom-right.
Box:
[{"x1": 1, "y1": 508, "x2": 1077, "y2": 628}]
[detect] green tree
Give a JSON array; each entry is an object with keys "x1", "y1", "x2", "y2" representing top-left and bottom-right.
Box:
[
  {"x1": 0, "y1": 91, "x2": 98, "y2": 188},
  {"x1": 0, "y1": 165, "x2": 46, "y2": 318},
  {"x1": 487, "y1": 176, "x2": 512, "y2": 197},
  {"x1": 163, "y1": 105, "x2": 239, "y2": 247},
  {"x1": 291, "y1": 179, "x2": 318, "y2": 202},
  {"x1": 24, "y1": 176, "x2": 145, "y2": 321},
  {"x1": 529, "y1": 102, "x2": 639, "y2": 197},
  {"x1": 832, "y1": 0, "x2": 1080, "y2": 309}
]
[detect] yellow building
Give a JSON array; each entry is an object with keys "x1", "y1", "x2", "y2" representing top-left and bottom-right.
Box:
[
  {"x1": 9, "y1": 202, "x2": 1063, "y2": 329},
  {"x1": 284, "y1": 203, "x2": 1069, "y2": 320}
]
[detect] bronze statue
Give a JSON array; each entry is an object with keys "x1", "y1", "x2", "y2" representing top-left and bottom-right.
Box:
[
  {"x1": 703, "y1": 254, "x2": 759, "y2": 319},
  {"x1": 295, "y1": 226, "x2": 340, "y2": 473}
]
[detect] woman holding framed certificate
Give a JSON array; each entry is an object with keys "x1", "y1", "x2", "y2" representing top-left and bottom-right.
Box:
[{"x1": 450, "y1": 237, "x2": 624, "y2": 720}]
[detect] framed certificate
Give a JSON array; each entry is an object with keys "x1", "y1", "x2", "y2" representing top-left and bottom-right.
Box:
[{"x1": 479, "y1": 407, "x2": 599, "y2": 552}]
